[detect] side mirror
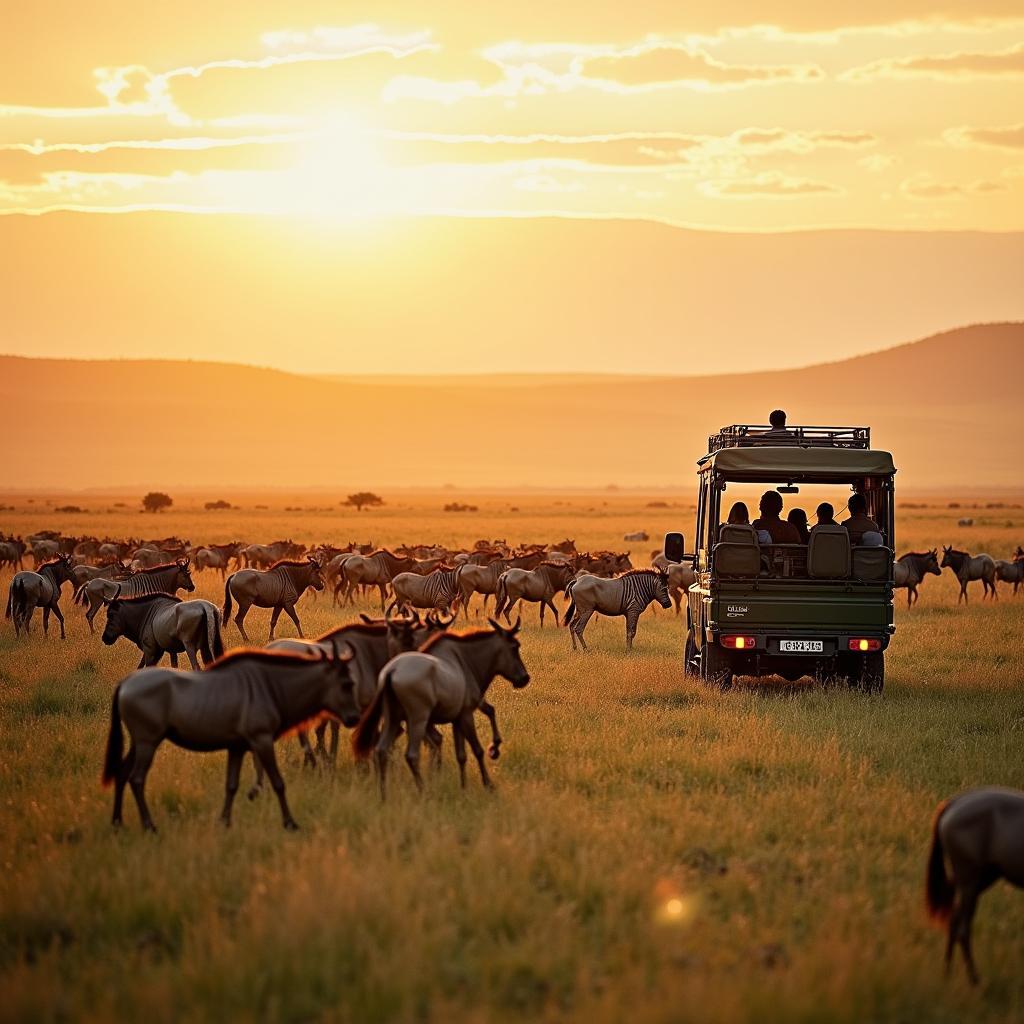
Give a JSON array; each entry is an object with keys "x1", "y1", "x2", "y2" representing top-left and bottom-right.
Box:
[{"x1": 664, "y1": 532, "x2": 685, "y2": 563}]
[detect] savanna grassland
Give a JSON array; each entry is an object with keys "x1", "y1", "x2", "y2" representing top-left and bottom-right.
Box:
[{"x1": 1, "y1": 493, "x2": 1022, "y2": 1024}]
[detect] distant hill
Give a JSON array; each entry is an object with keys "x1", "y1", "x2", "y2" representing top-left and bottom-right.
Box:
[{"x1": 1, "y1": 323, "x2": 1020, "y2": 490}]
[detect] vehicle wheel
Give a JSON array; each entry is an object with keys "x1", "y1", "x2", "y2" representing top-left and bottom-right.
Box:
[
  {"x1": 700, "y1": 640, "x2": 734, "y2": 692},
  {"x1": 842, "y1": 652, "x2": 885, "y2": 694},
  {"x1": 684, "y1": 628, "x2": 699, "y2": 677}
]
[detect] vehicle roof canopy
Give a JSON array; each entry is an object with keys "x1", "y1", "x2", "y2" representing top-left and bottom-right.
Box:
[{"x1": 699, "y1": 446, "x2": 896, "y2": 480}]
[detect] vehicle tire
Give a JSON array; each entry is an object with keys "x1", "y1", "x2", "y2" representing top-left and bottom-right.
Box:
[
  {"x1": 842, "y1": 652, "x2": 885, "y2": 694},
  {"x1": 684, "y1": 628, "x2": 699, "y2": 677},
  {"x1": 700, "y1": 639, "x2": 734, "y2": 692}
]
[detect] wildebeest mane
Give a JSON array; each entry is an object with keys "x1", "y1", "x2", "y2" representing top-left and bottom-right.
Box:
[
  {"x1": 136, "y1": 562, "x2": 187, "y2": 575},
  {"x1": 268, "y1": 558, "x2": 315, "y2": 570},
  {"x1": 112, "y1": 593, "x2": 181, "y2": 605},
  {"x1": 420, "y1": 629, "x2": 496, "y2": 651},
  {"x1": 618, "y1": 568, "x2": 663, "y2": 578},
  {"x1": 205, "y1": 647, "x2": 326, "y2": 672},
  {"x1": 317, "y1": 622, "x2": 387, "y2": 640}
]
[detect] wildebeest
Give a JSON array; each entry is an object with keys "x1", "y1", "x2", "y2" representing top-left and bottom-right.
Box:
[
  {"x1": 454, "y1": 551, "x2": 544, "y2": 617},
  {"x1": 70, "y1": 559, "x2": 132, "y2": 589},
  {"x1": 193, "y1": 543, "x2": 242, "y2": 578},
  {"x1": 894, "y1": 550, "x2": 942, "y2": 607},
  {"x1": 223, "y1": 556, "x2": 323, "y2": 641},
  {"x1": 564, "y1": 569, "x2": 671, "y2": 651},
  {"x1": 926, "y1": 787, "x2": 1024, "y2": 985},
  {"x1": 75, "y1": 560, "x2": 195, "y2": 632},
  {"x1": 102, "y1": 593, "x2": 225, "y2": 670},
  {"x1": 241, "y1": 540, "x2": 303, "y2": 569},
  {"x1": 335, "y1": 549, "x2": 418, "y2": 610},
  {"x1": 102, "y1": 647, "x2": 360, "y2": 832},
  {"x1": 352, "y1": 619, "x2": 530, "y2": 799},
  {"x1": 493, "y1": 561, "x2": 574, "y2": 627},
  {"x1": 5, "y1": 554, "x2": 77, "y2": 638},
  {"x1": 940, "y1": 546, "x2": 997, "y2": 603},
  {"x1": 994, "y1": 557, "x2": 1024, "y2": 595},
  {"x1": 0, "y1": 538, "x2": 25, "y2": 570}
]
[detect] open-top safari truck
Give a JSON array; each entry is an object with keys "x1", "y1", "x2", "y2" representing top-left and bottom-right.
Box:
[{"x1": 665, "y1": 424, "x2": 896, "y2": 692}]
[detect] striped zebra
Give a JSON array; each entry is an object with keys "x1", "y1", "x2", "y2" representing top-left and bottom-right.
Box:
[
  {"x1": 563, "y1": 569, "x2": 671, "y2": 651},
  {"x1": 75, "y1": 560, "x2": 195, "y2": 633},
  {"x1": 386, "y1": 566, "x2": 460, "y2": 615}
]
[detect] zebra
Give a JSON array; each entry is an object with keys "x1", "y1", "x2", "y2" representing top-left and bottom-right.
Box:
[
  {"x1": 563, "y1": 569, "x2": 671, "y2": 651},
  {"x1": 386, "y1": 567, "x2": 460, "y2": 615},
  {"x1": 74, "y1": 560, "x2": 195, "y2": 633}
]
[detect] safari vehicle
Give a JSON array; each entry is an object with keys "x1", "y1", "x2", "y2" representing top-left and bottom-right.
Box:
[{"x1": 664, "y1": 424, "x2": 896, "y2": 692}]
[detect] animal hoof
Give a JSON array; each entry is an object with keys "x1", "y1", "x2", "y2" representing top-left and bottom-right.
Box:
[
  {"x1": 487, "y1": 745, "x2": 501, "y2": 761},
  {"x1": 283, "y1": 819, "x2": 300, "y2": 831}
]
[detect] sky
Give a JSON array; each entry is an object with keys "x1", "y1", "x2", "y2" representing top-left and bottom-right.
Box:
[
  {"x1": 4, "y1": 2, "x2": 1023, "y2": 230},
  {"x1": 2, "y1": 3, "x2": 1023, "y2": 375}
]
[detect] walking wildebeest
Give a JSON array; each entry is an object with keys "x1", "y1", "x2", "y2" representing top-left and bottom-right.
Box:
[
  {"x1": 386, "y1": 566, "x2": 460, "y2": 616},
  {"x1": 926, "y1": 787, "x2": 1024, "y2": 985},
  {"x1": 940, "y1": 547, "x2": 997, "y2": 604},
  {"x1": 994, "y1": 558, "x2": 1024, "y2": 595},
  {"x1": 102, "y1": 647, "x2": 360, "y2": 832},
  {"x1": 5, "y1": 554, "x2": 77, "y2": 638},
  {"x1": 493, "y1": 561, "x2": 574, "y2": 627},
  {"x1": 75, "y1": 560, "x2": 195, "y2": 632},
  {"x1": 193, "y1": 543, "x2": 242, "y2": 579},
  {"x1": 564, "y1": 569, "x2": 671, "y2": 651},
  {"x1": 102, "y1": 593, "x2": 225, "y2": 670},
  {"x1": 223, "y1": 556, "x2": 323, "y2": 641},
  {"x1": 335, "y1": 549, "x2": 418, "y2": 610},
  {"x1": 352, "y1": 619, "x2": 530, "y2": 799},
  {"x1": 454, "y1": 551, "x2": 544, "y2": 617},
  {"x1": 894, "y1": 550, "x2": 942, "y2": 607}
]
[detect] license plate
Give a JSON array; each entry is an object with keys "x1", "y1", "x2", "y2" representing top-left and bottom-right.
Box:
[{"x1": 779, "y1": 640, "x2": 824, "y2": 653}]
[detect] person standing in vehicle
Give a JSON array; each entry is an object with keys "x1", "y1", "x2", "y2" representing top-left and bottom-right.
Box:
[{"x1": 761, "y1": 409, "x2": 790, "y2": 440}]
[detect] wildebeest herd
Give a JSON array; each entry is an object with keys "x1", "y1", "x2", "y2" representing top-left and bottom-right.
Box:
[{"x1": 2, "y1": 527, "x2": 1023, "y2": 983}]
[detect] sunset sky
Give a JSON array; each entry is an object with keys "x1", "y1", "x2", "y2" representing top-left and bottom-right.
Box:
[{"x1": 3, "y1": 3, "x2": 1023, "y2": 374}]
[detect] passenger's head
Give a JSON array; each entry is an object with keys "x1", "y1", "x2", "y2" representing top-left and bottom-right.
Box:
[
  {"x1": 769, "y1": 409, "x2": 787, "y2": 429},
  {"x1": 848, "y1": 493, "x2": 868, "y2": 515},
  {"x1": 816, "y1": 502, "x2": 835, "y2": 525},
  {"x1": 787, "y1": 508, "x2": 808, "y2": 528},
  {"x1": 727, "y1": 501, "x2": 749, "y2": 525},
  {"x1": 759, "y1": 490, "x2": 784, "y2": 518}
]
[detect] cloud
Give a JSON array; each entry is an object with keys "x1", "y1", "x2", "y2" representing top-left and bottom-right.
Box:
[
  {"x1": 859, "y1": 153, "x2": 900, "y2": 172},
  {"x1": 700, "y1": 172, "x2": 842, "y2": 198},
  {"x1": 730, "y1": 128, "x2": 875, "y2": 151},
  {"x1": 901, "y1": 175, "x2": 1008, "y2": 198},
  {"x1": 844, "y1": 42, "x2": 1024, "y2": 80},
  {"x1": 945, "y1": 124, "x2": 1024, "y2": 149},
  {"x1": 574, "y1": 44, "x2": 825, "y2": 90}
]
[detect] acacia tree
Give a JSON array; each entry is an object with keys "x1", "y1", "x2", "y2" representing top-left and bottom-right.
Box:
[
  {"x1": 142, "y1": 492, "x2": 173, "y2": 513},
  {"x1": 344, "y1": 492, "x2": 383, "y2": 512}
]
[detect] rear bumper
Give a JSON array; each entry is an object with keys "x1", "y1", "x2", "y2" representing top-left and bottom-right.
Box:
[{"x1": 705, "y1": 629, "x2": 893, "y2": 655}]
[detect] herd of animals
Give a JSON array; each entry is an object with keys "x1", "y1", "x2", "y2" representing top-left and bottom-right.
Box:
[{"x1": 2, "y1": 527, "x2": 1024, "y2": 985}]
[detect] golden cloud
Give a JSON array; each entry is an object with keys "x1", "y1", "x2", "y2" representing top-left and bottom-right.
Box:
[
  {"x1": 701, "y1": 172, "x2": 842, "y2": 197},
  {"x1": 844, "y1": 41, "x2": 1024, "y2": 80}
]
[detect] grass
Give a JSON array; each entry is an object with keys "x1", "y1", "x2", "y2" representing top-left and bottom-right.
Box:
[{"x1": 0, "y1": 495, "x2": 1022, "y2": 1023}]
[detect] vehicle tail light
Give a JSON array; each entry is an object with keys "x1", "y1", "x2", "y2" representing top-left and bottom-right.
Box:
[
  {"x1": 722, "y1": 635, "x2": 756, "y2": 650},
  {"x1": 848, "y1": 638, "x2": 881, "y2": 652}
]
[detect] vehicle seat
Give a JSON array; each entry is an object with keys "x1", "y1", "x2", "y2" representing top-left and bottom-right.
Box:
[
  {"x1": 807, "y1": 525, "x2": 851, "y2": 579},
  {"x1": 852, "y1": 546, "x2": 892, "y2": 582},
  {"x1": 714, "y1": 525, "x2": 761, "y2": 577}
]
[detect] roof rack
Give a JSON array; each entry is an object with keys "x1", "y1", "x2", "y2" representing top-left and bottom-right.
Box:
[{"x1": 708, "y1": 424, "x2": 871, "y2": 454}]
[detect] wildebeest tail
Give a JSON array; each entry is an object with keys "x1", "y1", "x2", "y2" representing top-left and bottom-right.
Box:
[
  {"x1": 6, "y1": 578, "x2": 26, "y2": 621},
  {"x1": 73, "y1": 581, "x2": 89, "y2": 606},
  {"x1": 101, "y1": 686, "x2": 124, "y2": 787},
  {"x1": 351, "y1": 670, "x2": 392, "y2": 761},
  {"x1": 493, "y1": 574, "x2": 507, "y2": 618},
  {"x1": 4, "y1": 582, "x2": 13, "y2": 620},
  {"x1": 562, "y1": 579, "x2": 577, "y2": 626},
  {"x1": 201, "y1": 603, "x2": 225, "y2": 665},
  {"x1": 925, "y1": 800, "x2": 954, "y2": 924},
  {"x1": 223, "y1": 573, "x2": 235, "y2": 622}
]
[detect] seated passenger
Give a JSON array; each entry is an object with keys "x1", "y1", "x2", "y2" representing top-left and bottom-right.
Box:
[
  {"x1": 727, "y1": 501, "x2": 750, "y2": 526},
  {"x1": 752, "y1": 491, "x2": 801, "y2": 544},
  {"x1": 860, "y1": 530, "x2": 884, "y2": 547},
  {"x1": 787, "y1": 508, "x2": 809, "y2": 544},
  {"x1": 842, "y1": 493, "x2": 881, "y2": 545},
  {"x1": 761, "y1": 408, "x2": 790, "y2": 440},
  {"x1": 813, "y1": 502, "x2": 837, "y2": 527}
]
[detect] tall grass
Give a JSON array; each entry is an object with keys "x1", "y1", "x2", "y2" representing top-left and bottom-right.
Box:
[{"x1": 0, "y1": 498, "x2": 1022, "y2": 1022}]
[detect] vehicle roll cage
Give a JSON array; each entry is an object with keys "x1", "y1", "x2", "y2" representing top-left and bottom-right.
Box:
[{"x1": 708, "y1": 424, "x2": 870, "y2": 454}]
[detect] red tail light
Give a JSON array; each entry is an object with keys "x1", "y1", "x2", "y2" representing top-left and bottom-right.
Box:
[
  {"x1": 722, "y1": 635, "x2": 756, "y2": 650},
  {"x1": 848, "y1": 638, "x2": 881, "y2": 652}
]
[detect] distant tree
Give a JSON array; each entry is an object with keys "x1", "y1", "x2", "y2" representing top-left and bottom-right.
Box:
[
  {"x1": 344, "y1": 492, "x2": 384, "y2": 512},
  {"x1": 142, "y1": 492, "x2": 173, "y2": 514},
  {"x1": 205, "y1": 499, "x2": 232, "y2": 510}
]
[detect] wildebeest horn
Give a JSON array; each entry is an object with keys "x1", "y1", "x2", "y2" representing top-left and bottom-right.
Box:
[{"x1": 333, "y1": 643, "x2": 354, "y2": 663}]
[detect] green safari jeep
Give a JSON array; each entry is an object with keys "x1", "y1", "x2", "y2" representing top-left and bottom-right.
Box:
[{"x1": 664, "y1": 424, "x2": 896, "y2": 693}]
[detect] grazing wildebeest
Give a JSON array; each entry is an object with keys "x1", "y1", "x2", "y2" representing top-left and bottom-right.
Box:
[
  {"x1": 940, "y1": 546, "x2": 997, "y2": 604},
  {"x1": 335, "y1": 549, "x2": 417, "y2": 610},
  {"x1": 893, "y1": 550, "x2": 942, "y2": 607},
  {"x1": 454, "y1": 551, "x2": 544, "y2": 617},
  {"x1": 0, "y1": 538, "x2": 26, "y2": 570},
  {"x1": 493, "y1": 561, "x2": 574, "y2": 627},
  {"x1": 75, "y1": 559, "x2": 195, "y2": 632},
  {"x1": 223, "y1": 556, "x2": 323, "y2": 641},
  {"x1": 352, "y1": 619, "x2": 530, "y2": 799},
  {"x1": 386, "y1": 566, "x2": 460, "y2": 615},
  {"x1": 193, "y1": 543, "x2": 242, "y2": 579},
  {"x1": 30, "y1": 539, "x2": 60, "y2": 567},
  {"x1": 102, "y1": 593, "x2": 225, "y2": 670},
  {"x1": 926, "y1": 787, "x2": 1024, "y2": 985},
  {"x1": 70, "y1": 559, "x2": 132, "y2": 589},
  {"x1": 241, "y1": 540, "x2": 303, "y2": 569},
  {"x1": 564, "y1": 569, "x2": 671, "y2": 651},
  {"x1": 994, "y1": 558, "x2": 1024, "y2": 595},
  {"x1": 5, "y1": 554, "x2": 77, "y2": 638},
  {"x1": 102, "y1": 647, "x2": 360, "y2": 832}
]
